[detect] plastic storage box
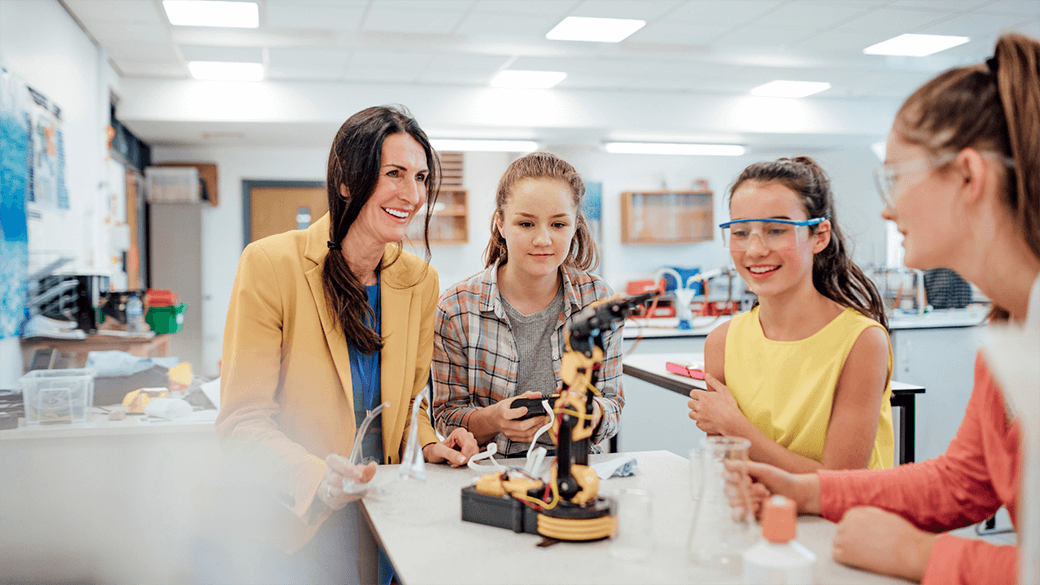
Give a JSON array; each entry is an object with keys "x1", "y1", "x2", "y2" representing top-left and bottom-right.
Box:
[
  {"x1": 19, "y1": 368, "x2": 95, "y2": 425},
  {"x1": 146, "y1": 303, "x2": 186, "y2": 334}
]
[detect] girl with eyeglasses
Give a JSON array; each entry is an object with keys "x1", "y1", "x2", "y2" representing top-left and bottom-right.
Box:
[
  {"x1": 687, "y1": 156, "x2": 894, "y2": 474},
  {"x1": 728, "y1": 33, "x2": 1040, "y2": 583}
]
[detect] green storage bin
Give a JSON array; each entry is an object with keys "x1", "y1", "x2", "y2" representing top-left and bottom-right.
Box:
[{"x1": 146, "y1": 303, "x2": 187, "y2": 334}]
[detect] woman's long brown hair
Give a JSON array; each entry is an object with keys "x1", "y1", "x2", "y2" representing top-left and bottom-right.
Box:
[
  {"x1": 322, "y1": 105, "x2": 439, "y2": 353},
  {"x1": 895, "y1": 33, "x2": 1040, "y2": 321},
  {"x1": 730, "y1": 156, "x2": 889, "y2": 329}
]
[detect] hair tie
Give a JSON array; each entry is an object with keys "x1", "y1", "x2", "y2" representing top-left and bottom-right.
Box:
[
  {"x1": 986, "y1": 55, "x2": 999, "y2": 74},
  {"x1": 327, "y1": 240, "x2": 342, "y2": 251}
]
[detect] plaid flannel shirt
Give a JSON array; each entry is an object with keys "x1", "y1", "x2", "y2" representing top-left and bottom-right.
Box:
[{"x1": 432, "y1": 263, "x2": 624, "y2": 455}]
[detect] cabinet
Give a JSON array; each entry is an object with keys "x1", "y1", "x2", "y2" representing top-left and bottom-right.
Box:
[
  {"x1": 890, "y1": 325, "x2": 982, "y2": 462},
  {"x1": 408, "y1": 188, "x2": 468, "y2": 245},
  {"x1": 621, "y1": 190, "x2": 713, "y2": 244},
  {"x1": 156, "y1": 162, "x2": 219, "y2": 206}
]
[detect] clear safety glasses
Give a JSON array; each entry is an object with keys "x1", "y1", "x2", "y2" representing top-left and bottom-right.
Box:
[
  {"x1": 872, "y1": 151, "x2": 1015, "y2": 208},
  {"x1": 718, "y1": 218, "x2": 825, "y2": 251},
  {"x1": 872, "y1": 152, "x2": 957, "y2": 208}
]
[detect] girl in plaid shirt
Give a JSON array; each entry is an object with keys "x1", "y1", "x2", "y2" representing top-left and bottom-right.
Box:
[{"x1": 432, "y1": 152, "x2": 624, "y2": 456}]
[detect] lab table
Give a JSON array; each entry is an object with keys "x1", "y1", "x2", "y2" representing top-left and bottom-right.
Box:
[
  {"x1": 360, "y1": 450, "x2": 912, "y2": 585},
  {"x1": 620, "y1": 353, "x2": 925, "y2": 465}
]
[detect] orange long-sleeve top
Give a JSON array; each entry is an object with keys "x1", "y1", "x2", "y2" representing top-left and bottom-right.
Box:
[{"x1": 819, "y1": 353, "x2": 1020, "y2": 584}]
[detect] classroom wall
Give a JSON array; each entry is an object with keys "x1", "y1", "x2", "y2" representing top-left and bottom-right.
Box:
[
  {"x1": 153, "y1": 140, "x2": 886, "y2": 378},
  {"x1": 0, "y1": 0, "x2": 121, "y2": 384}
]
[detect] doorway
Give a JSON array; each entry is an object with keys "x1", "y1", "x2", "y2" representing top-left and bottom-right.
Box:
[{"x1": 242, "y1": 180, "x2": 327, "y2": 247}]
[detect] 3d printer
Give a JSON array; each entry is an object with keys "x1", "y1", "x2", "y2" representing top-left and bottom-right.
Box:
[{"x1": 460, "y1": 292, "x2": 657, "y2": 541}]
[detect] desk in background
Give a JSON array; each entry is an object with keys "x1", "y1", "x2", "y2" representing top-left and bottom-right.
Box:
[
  {"x1": 20, "y1": 333, "x2": 171, "y2": 369},
  {"x1": 621, "y1": 353, "x2": 925, "y2": 465},
  {"x1": 360, "y1": 450, "x2": 912, "y2": 585}
]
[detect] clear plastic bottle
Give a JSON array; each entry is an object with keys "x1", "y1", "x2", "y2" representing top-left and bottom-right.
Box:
[
  {"x1": 743, "y1": 495, "x2": 817, "y2": 585},
  {"x1": 126, "y1": 293, "x2": 145, "y2": 334}
]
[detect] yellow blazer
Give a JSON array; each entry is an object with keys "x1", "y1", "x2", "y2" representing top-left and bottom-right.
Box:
[{"x1": 217, "y1": 212, "x2": 439, "y2": 552}]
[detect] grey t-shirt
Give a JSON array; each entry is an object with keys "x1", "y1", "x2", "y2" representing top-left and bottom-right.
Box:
[{"x1": 499, "y1": 286, "x2": 564, "y2": 455}]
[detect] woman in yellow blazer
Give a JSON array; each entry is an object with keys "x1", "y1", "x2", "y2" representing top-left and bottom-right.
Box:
[{"x1": 216, "y1": 106, "x2": 477, "y2": 582}]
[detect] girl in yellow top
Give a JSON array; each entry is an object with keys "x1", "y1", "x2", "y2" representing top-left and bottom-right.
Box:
[{"x1": 688, "y1": 156, "x2": 894, "y2": 472}]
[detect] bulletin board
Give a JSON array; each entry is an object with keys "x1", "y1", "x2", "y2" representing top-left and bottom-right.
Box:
[{"x1": 26, "y1": 86, "x2": 69, "y2": 211}]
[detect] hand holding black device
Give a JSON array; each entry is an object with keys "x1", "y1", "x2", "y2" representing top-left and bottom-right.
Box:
[{"x1": 512, "y1": 394, "x2": 560, "y2": 420}]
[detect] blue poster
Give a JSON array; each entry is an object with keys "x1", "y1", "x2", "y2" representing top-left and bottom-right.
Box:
[{"x1": 0, "y1": 68, "x2": 29, "y2": 339}]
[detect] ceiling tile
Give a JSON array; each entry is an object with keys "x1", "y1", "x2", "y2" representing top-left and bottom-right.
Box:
[
  {"x1": 454, "y1": 12, "x2": 562, "y2": 37},
  {"x1": 105, "y1": 42, "x2": 180, "y2": 64},
  {"x1": 569, "y1": 0, "x2": 684, "y2": 21},
  {"x1": 179, "y1": 45, "x2": 264, "y2": 63},
  {"x1": 789, "y1": 30, "x2": 901, "y2": 57},
  {"x1": 711, "y1": 26, "x2": 814, "y2": 50},
  {"x1": 625, "y1": 21, "x2": 730, "y2": 45},
  {"x1": 836, "y1": 7, "x2": 956, "y2": 34},
  {"x1": 753, "y1": 1, "x2": 875, "y2": 30},
  {"x1": 471, "y1": 0, "x2": 580, "y2": 17},
  {"x1": 509, "y1": 56, "x2": 653, "y2": 77},
  {"x1": 344, "y1": 49, "x2": 434, "y2": 82},
  {"x1": 65, "y1": 0, "x2": 163, "y2": 24},
  {"x1": 268, "y1": 47, "x2": 351, "y2": 69},
  {"x1": 265, "y1": 1, "x2": 367, "y2": 31},
  {"x1": 86, "y1": 22, "x2": 173, "y2": 44},
  {"x1": 362, "y1": 7, "x2": 467, "y2": 34},
  {"x1": 367, "y1": 0, "x2": 474, "y2": 11},
  {"x1": 886, "y1": 0, "x2": 995, "y2": 12},
  {"x1": 974, "y1": 0, "x2": 1040, "y2": 16},
  {"x1": 667, "y1": 1, "x2": 785, "y2": 25},
  {"x1": 422, "y1": 53, "x2": 514, "y2": 75},
  {"x1": 921, "y1": 11, "x2": 1038, "y2": 37}
]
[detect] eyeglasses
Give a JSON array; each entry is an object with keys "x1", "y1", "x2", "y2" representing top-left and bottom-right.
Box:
[
  {"x1": 718, "y1": 218, "x2": 826, "y2": 251},
  {"x1": 872, "y1": 153, "x2": 957, "y2": 208}
]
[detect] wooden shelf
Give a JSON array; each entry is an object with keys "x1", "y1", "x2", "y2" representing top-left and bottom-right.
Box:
[
  {"x1": 157, "y1": 162, "x2": 218, "y2": 206},
  {"x1": 621, "y1": 190, "x2": 713, "y2": 244},
  {"x1": 407, "y1": 188, "x2": 468, "y2": 244}
]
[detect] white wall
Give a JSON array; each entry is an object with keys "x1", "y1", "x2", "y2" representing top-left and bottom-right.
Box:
[
  {"x1": 153, "y1": 141, "x2": 888, "y2": 378},
  {"x1": 0, "y1": 0, "x2": 121, "y2": 276},
  {"x1": 0, "y1": 0, "x2": 121, "y2": 382}
]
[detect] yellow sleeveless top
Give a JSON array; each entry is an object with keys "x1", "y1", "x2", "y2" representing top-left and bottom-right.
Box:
[{"x1": 724, "y1": 306, "x2": 894, "y2": 469}]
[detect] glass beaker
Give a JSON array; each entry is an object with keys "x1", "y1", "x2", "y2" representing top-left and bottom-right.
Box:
[{"x1": 687, "y1": 436, "x2": 755, "y2": 573}]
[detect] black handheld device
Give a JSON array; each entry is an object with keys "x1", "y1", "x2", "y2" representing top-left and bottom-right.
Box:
[{"x1": 511, "y1": 394, "x2": 559, "y2": 420}]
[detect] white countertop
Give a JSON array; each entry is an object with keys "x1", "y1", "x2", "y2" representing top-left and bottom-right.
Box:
[
  {"x1": 0, "y1": 407, "x2": 218, "y2": 440},
  {"x1": 361, "y1": 450, "x2": 911, "y2": 585}
]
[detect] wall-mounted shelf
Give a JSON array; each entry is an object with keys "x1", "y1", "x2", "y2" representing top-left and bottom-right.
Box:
[
  {"x1": 620, "y1": 190, "x2": 713, "y2": 244},
  {"x1": 407, "y1": 188, "x2": 468, "y2": 245}
]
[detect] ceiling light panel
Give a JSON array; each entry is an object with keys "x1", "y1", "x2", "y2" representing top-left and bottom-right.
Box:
[
  {"x1": 863, "y1": 33, "x2": 970, "y2": 56},
  {"x1": 604, "y1": 142, "x2": 746, "y2": 156},
  {"x1": 546, "y1": 16, "x2": 646, "y2": 42},
  {"x1": 750, "y1": 80, "x2": 832, "y2": 98},
  {"x1": 490, "y1": 70, "x2": 567, "y2": 89},
  {"x1": 163, "y1": 1, "x2": 259, "y2": 28},
  {"x1": 188, "y1": 61, "x2": 264, "y2": 81}
]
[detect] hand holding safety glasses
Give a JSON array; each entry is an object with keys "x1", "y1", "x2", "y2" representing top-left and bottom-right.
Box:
[{"x1": 719, "y1": 218, "x2": 826, "y2": 251}]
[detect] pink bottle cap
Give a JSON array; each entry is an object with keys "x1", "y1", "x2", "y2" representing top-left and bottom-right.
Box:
[{"x1": 761, "y1": 495, "x2": 797, "y2": 543}]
